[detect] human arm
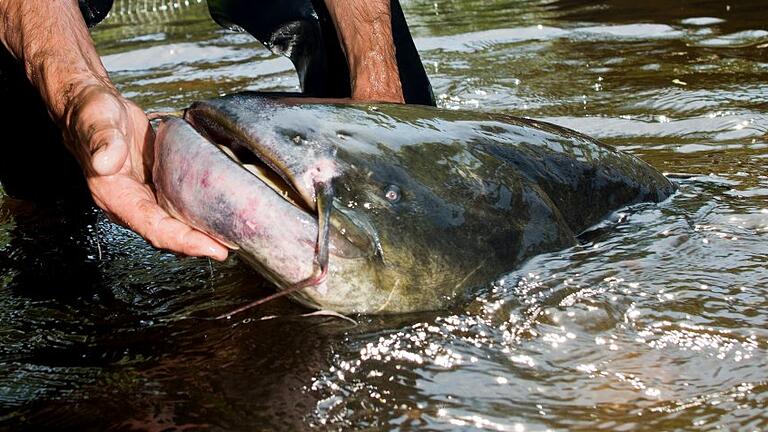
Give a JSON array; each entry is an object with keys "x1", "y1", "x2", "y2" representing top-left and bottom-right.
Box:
[
  {"x1": 0, "y1": 0, "x2": 228, "y2": 260},
  {"x1": 323, "y1": 0, "x2": 405, "y2": 103}
]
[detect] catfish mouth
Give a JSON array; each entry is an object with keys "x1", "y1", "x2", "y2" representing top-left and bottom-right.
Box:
[
  {"x1": 184, "y1": 110, "x2": 313, "y2": 215},
  {"x1": 182, "y1": 106, "x2": 377, "y2": 263},
  {"x1": 178, "y1": 104, "x2": 382, "y2": 318}
]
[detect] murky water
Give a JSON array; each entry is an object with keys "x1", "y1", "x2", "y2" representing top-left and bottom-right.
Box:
[{"x1": 2, "y1": 0, "x2": 767, "y2": 430}]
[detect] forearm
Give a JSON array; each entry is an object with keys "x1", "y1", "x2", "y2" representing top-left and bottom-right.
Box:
[
  {"x1": 323, "y1": 0, "x2": 404, "y2": 102},
  {"x1": 0, "y1": 0, "x2": 112, "y2": 123}
]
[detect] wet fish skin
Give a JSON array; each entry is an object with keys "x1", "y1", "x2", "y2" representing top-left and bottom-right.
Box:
[{"x1": 154, "y1": 93, "x2": 675, "y2": 314}]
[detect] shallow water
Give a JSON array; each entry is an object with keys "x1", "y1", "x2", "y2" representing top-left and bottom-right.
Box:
[{"x1": 1, "y1": 0, "x2": 767, "y2": 430}]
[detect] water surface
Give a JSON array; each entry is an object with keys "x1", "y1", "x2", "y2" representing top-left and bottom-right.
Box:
[{"x1": 1, "y1": 0, "x2": 767, "y2": 430}]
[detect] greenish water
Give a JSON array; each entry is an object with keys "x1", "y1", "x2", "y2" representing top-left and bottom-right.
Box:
[{"x1": 1, "y1": 0, "x2": 767, "y2": 430}]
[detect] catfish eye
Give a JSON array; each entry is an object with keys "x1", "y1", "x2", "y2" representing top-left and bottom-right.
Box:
[{"x1": 384, "y1": 185, "x2": 401, "y2": 203}]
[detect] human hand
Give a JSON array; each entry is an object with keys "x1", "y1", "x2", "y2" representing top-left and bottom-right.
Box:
[
  {"x1": 0, "y1": 0, "x2": 227, "y2": 260},
  {"x1": 63, "y1": 83, "x2": 229, "y2": 260}
]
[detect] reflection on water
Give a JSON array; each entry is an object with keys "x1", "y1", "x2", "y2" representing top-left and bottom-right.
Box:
[{"x1": 1, "y1": 0, "x2": 767, "y2": 430}]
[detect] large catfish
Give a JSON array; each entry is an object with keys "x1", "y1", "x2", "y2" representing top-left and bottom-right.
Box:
[{"x1": 153, "y1": 93, "x2": 675, "y2": 314}]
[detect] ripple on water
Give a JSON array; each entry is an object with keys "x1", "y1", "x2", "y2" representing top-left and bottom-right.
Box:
[
  {"x1": 680, "y1": 17, "x2": 727, "y2": 26},
  {"x1": 308, "y1": 176, "x2": 768, "y2": 429},
  {"x1": 695, "y1": 30, "x2": 768, "y2": 47}
]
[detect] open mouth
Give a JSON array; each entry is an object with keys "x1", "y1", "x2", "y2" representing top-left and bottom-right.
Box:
[
  {"x1": 184, "y1": 110, "x2": 314, "y2": 214},
  {"x1": 181, "y1": 107, "x2": 377, "y2": 265},
  {"x1": 180, "y1": 109, "x2": 338, "y2": 317}
]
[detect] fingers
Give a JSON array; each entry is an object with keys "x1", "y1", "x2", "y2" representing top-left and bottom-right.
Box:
[
  {"x1": 131, "y1": 196, "x2": 230, "y2": 261},
  {"x1": 89, "y1": 175, "x2": 230, "y2": 262},
  {"x1": 148, "y1": 209, "x2": 230, "y2": 261},
  {"x1": 65, "y1": 83, "x2": 225, "y2": 261}
]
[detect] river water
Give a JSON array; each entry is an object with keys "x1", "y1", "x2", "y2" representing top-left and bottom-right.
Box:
[{"x1": 1, "y1": 0, "x2": 766, "y2": 430}]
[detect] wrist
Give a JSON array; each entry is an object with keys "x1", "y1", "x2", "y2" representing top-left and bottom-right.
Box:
[
  {"x1": 0, "y1": 0, "x2": 112, "y2": 122},
  {"x1": 347, "y1": 49, "x2": 404, "y2": 103},
  {"x1": 36, "y1": 64, "x2": 113, "y2": 126}
]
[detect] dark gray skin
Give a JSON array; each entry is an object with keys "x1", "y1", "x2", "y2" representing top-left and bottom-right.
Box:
[{"x1": 153, "y1": 93, "x2": 675, "y2": 314}]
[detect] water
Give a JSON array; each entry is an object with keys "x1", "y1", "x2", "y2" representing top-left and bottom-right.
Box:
[{"x1": 1, "y1": 0, "x2": 767, "y2": 429}]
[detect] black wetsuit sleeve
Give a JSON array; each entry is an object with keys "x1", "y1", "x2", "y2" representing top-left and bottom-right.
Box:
[{"x1": 78, "y1": 0, "x2": 114, "y2": 27}]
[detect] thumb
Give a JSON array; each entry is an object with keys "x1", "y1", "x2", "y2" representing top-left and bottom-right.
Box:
[
  {"x1": 66, "y1": 85, "x2": 131, "y2": 176},
  {"x1": 89, "y1": 127, "x2": 129, "y2": 176}
]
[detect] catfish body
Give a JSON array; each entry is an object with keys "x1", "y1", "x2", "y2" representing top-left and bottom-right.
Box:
[{"x1": 153, "y1": 94, "x2": 675, "y2": 314}]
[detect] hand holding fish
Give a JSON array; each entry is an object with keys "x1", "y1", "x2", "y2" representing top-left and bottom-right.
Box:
[
  {"x1": 63, "y1": 84, "x2": 230, "y2": 261},
  {"x1": 0, "y1": 0, "x2": 228, "y2": 260}
]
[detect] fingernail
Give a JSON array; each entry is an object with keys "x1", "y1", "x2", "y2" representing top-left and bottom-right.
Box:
[{"x1": 209, "y1": 245, "x2": 228, "y2": 261}]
